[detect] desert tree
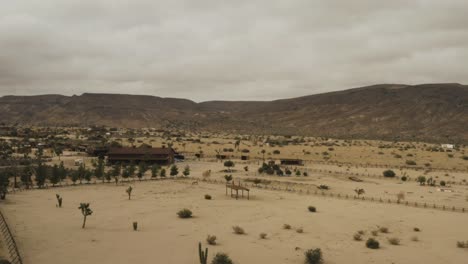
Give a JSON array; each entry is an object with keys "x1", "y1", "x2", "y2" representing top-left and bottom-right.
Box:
[
  {"x1": 50, "y1": 164, "x2": 60, "y2": 186},
  {"x1": 20, "y1": 166, "x2": 33, "y2": 189},
  {"x1": 53, "y1": 145, "x2": 63, "y2": 161},
  {"x1": 354, "y1": 188, "x2": 365, "y2": 197},
  {"x1": 58, "y1": 161, "x2": 67, "y2": 183},
  {"x1": 160, "y1": 168, "x2": 166, "y2": 177},
  {"x1": 126, "y1": 186, "x2": 133, "y2": 200},
  {"x1": 94, "y1": 157, "x2": 105, "y2": 183},
  {"x1": 111, "y1": 163, "x2": 121, "y2": 184},
  {"x1": 105, "y1": 170, "x2": 112, "y2": 183},
  {"x1": 183, "y1": 165, "x2": 190, "y2": 177},
  {"x1": 224, "y1": 175, "x2": 233, "y2": 183},
  {"x1": 0, "y1": 171, "x2": 10, "y2": 200},
  {"x1": 69, "y1": 170, "x2": 79, "y2": 185},
  {"x1": 78, "y1": 203, "x2": 93, "y2": 229},
  {"x1": 223, "y1": 160, "x2": 235, "y2": 172},
  {"x1": 122, "y1": 165, "x2": 130, "y2": 182},
  {"x1": 84, "y1": 169, "x2": 92, "y2": 183},
  {"x1": 77, "y1": 163, "x2": 86, "y2": 184},
  {"x1": 170, "y1": 164, "x2": 179, "y2": 177},
  {"x1": 417, "y1": 176, "x2": 426, "y2": 185},
  {"x1": 137, "y1": 161, "x2": 148, "y2": 180},
  {"x1": 151, "y1": 164, "x2": 160, "y2": 178},
  {"x1": 34, "y1": 163, "x2": 48, "y2": 188},
  {"x1": 128, "y1": 161, "x2": 137, "y2": 180}
]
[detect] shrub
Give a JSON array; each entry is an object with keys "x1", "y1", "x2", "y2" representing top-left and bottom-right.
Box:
[
  {"x1": 387, "y1": 237, "x2": 400, "y2": 245},
  {"x1": 366, "y1": 238, "x2": 380, "y2": 249},
  {"x1": 205, "y1": 194, "x2": 212, "y2": 200},
  {"x1": 401, "y1": 176, "x2": 407, "y2": 181},
  {"x1": 206, "y1": 235, "x2": 217, "y2": 245},
  {"x1": 383, "y1": 170, "x2": 396, "y2": 178},
  {"x1": 411, "y1": 236, "x2": 419, "y2": 242},
  {"x1": 308, "y1": 206, "x2": 317, "y2": 212},
  {"x1": 283, "y1": 224, "x2": 291, "y2": 230},
  {"x1": 232, "y1": 226, "x2": 245, "y2": 234},
  {"x1": 133, "y1": 221, "x2": 138, "y2": 231},
  {"x1": 379, "y1": 227, "x2": 389, "y2": 233},
  {"x1": 259, "y1": 233, "x2": 267, "y2": 239},
  {"x1": 304, "y1": 248, "x2": 323, "y2": 264},
  {"x1": 413, "y1": 227, "x2": 421, "y2": 232},
  {"x1": 353, "y1": 233, "x2": 363, "y2": 241},
  {"x1": 440, "y1": 181, "x2": 446, "y2": 186},
  {"x1": 406, "y1": 160, "x2": 416, "y2": 165},
  {"x1": 296, "y1": 228, "x2": 304, "y2": 233},
  {"x1": 371, "y1": 230, "x2": 378, "y2": 236},
  {"x1": 177, "y1": 209, "x2": 193, "y2": 218},
  {"x1": 456, "y1": 241, "x2": 468, "y2": 248},
  {"x1": 211, "y1": 253, "x2": 234, "y2": 264}
]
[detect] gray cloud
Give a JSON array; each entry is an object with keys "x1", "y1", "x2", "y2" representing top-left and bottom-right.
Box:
[{"x1": 1, "y1": 0, "x2": 467, "y2": 101}]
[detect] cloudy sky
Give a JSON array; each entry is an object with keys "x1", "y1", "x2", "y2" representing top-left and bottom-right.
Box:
[{"x1": 1, "y1": 0, "x2": 467, "y2": 101}]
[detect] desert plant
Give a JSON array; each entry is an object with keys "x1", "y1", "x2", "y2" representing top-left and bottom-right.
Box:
[
  {"x1": 56, "y1": 194, "x2": 63, "y2": 208},
  {"x1": 198, "y1": 242, "x2": 208, "y2": 264},
  {"x1": 383, "y1": 170, "x2": 396, "y2": 178},
  {"x1": 78, "y1": 203, "x2": 93, "y2": 229},
  {"x1": 296, "y1": 228, "x2": 304, "y2": 233},
  {"x1": 456, "y1": 241, "x2": 468, "y2": 248},
  {"x1": 354, "y1": 233, "x2": 363, "y2": 241},
  {"x1": 283, "y1": 224, "x2": 291, "y2": 230},
  {"x1": 366, "y1": 238, "x2": 380, "y2": 249},
  {"x1": 232, "y1": 226, "x2": 245, "y2": 234},
  {"x1": 417, "y1": 176, "x2": 426, "y2": 185},
  {"x1": 205, "y1": 194, "x2": 212, "y2": 200},
  {"x1": 126, "y1": 186, "x2": 133, "y2": 200},
  {"x1": 224, "y1": 175, "x2": 233, "y2": 183},
  {"x1": 211, "y1": 253, "x2": 234, "y2": 264},
  {"x1": 304, "y1": 248, "x2": 323, "y2": 264},
  {"x1": 223, "y1": 160, "x2": 235, "y2": 172},
  {"x1": 401, "y1": 176, "x2": 407, "y2": 181},
  {"x1": 206, "y1": 235, "x2": 217, "y2": 245},
  {"x1": 308, "y1": 206, "x2": 317, "y2": 212},
  {"x1": 411, "y1": 236, "x2": 419, "y2": 242},
  {"x1": 170, "y1": 164, "x2": 179, "y2": 177},
  {"x1": 379, "y1": 227, "x2": 389, "y2": 233},
  {"x1": 354, "y1": 188, "x2": 365, "y2": 197},
  {"x1": 183, "y1": 165, "x2": 190, "y2": 177},
  {"x1": 413, "y1": 227, "x2": 421, "y2": 232},
  {"x1": 406, "y1": 160, "x2": 417, "y2": 165},
  {"x1": 259, "y1": 233, "x2": 267, "y2": 239},
  {"x1": 133, "y1": 221, "x2": 138, "y2": 231},
  {"x1": 371, "y1": 230, "x2": 378, "y2": 236},
  {"x1": 387, "y1": 237, "x2": 400, "y2": 245},
  {"x1": 177, "y1": 208, "x2": 193, "y2": 218}
]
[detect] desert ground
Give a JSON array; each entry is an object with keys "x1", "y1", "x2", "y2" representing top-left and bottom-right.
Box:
[
  {"x1": 2, "y1": 178, "x2": 468, "y2": 264},
  {"x1": 1, "y1": 132, "x2": 468, "y2": 264}
]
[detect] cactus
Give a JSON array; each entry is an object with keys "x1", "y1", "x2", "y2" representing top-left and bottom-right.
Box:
[
  {"x1": 198, "y1": 242, "x2": 208, "y2": 264},
  {"x1": 78, "y1": 203, "x2": 93, "y2": 229},
  {"x1": 126, "y1": 186, "x2": 133, "y2": 200},
  {"x1": 56, "y1": 194, "x2": 63, "y2": 208}
]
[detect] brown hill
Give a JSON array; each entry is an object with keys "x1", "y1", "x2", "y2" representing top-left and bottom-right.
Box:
[{"x1": 0, "y1": 83, "x2": 467, "y2": 143}]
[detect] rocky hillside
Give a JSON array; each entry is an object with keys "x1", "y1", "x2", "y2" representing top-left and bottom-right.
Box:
[{"x1": 0, "y1": 83, "x2": 467, "y2": 143}]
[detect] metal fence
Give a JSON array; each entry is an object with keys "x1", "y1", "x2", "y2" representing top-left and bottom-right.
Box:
[{"x1": 0, "y1": 209, "x2": 23, "y2": 264}]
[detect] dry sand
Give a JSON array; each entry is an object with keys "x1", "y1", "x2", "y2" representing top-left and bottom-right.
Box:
[{"x1": 3, "y1": 179, "x2": 468, "y2": 264}]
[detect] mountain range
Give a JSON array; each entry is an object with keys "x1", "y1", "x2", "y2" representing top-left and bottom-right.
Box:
[{"x1": 0, "y1": 83, "x2": 467, "y2": 143}]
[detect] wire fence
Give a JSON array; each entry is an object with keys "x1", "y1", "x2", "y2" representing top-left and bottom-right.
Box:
[
  {"x1": 201, "y1": 178, "x2": 468, "y2": 214},
  {"x1": 0, "y1": 209, "x2": 23, "y2": 264}
]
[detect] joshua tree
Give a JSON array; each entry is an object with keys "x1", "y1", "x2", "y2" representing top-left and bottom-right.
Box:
[
  {"x1": 50, "y1": 164, "x2": 60, "y2": 186},
  {"x1": 183, "y1": 165, "x2": 190, "y2": 177},
  {"x1": 198, "y1": 242, "x2": 208, "y2": 264},
  {"x1": 354, "y1": 188, "x2": 365, "y2": 197},
  {"x1": 78, "y1": 203, "x2": 93, "y2": 229},
  {"x1": 126, "y1": 186, "x2": 133, "y2": 200},
  {"x1": 55, "y1": 194, "x2": 63, "y2": 207}
]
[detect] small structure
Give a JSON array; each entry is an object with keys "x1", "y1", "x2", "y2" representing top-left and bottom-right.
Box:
[
  {"x1": 441, "y1": 144, "x2": 454, "y2": 149},
  {"x1": 107, "y1": 147, "x2": 176, "y2": 165},
  {"x1": 226, "y1": 181, "x2": 250, "y2": 200},
  {"x1": 280, "y1": 158, "x2": 303, "y2": 166}
]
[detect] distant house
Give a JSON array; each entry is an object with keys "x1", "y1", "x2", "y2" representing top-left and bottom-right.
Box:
[
  {"x1": 107, "y1": 147, "x2": 176, "y2": 165},
  {"x1": 280, "y1": 158, "x2": 304, "y2": 166},
  {"x1": 441, "y1": 144, "x2": 454, "y2": 149}
]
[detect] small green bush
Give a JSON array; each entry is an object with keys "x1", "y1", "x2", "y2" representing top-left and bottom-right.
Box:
[
  {"x1": 211, "y1": 253, "x2": 234, "y2": 264},
  {"x1": 177, "y1": 209, "x2": 193, "y2": 218},
  {"x1": 304, "y1": 248, "x2": 323, "y2": 264},
  {"x1": 308, "y1": 206, "x2": 317, "y2": 212},
  {"x1": 383, "y1": 170, "x2": 396, "y2": 178},
  {"x1": 206, "y1": 235, "x2": 217, "y2": 245},
  {"x1": 205, "y1": 194, "x2": 212, "y2": 200},
  {"x1": 366, "y1": 238, "x2": 380, "y2": 249}
]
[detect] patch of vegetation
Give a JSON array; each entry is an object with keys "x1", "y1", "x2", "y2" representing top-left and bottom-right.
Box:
[
  {"x1": 379, "y1": 227, "x2": 389, "y2": 233},
  {"x1": 304, "y1": 248, "x2": 323, "y2": 264},
  {"x1": 232, "y1": 226, "x2": 245, "y2": 234},
  {"x1": 206, "y1": 235, "x2": 217, "y2": 245},
  {"x1": 283, "y1": 224, "x2": 292, "y2": 230},
  {"x1": 205, "y1": 194, "x2": 212, "y2": 200},
  {"x1": 177, "y1": 209, "x2": 193, "y2": 218},
  {"x1": 387, "y1": 237, "x2": 400, "y2": 245},
  {"x1": 211, "y1": 253, "x2": 234, "y2": 264},
  {"x1": 259, "y1": 233, "x2": 267, "y2": 239},
  {"x1": 366, "y1": 238, "x2": 380, "y2": 249},
  {"x1": 383, "y1": 170, "x2": 396, "y2": 178},
  {"x1": 406, "y1": 160, "x2": 417, "y2": 165},
  {"x1": 308, "y1": 206, "x2": 317, "y2": 212},
  {"x1": 296, "y1": 228, "x2": 304, "y2": 233}
]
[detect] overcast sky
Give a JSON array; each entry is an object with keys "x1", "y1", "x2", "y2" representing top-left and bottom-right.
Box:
[{"x1": 1, "y1": 0, "x2": 467, "y2": 102}]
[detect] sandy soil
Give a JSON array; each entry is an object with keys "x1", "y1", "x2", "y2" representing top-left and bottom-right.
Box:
[{"x1": 2, "y1": 179, "x2": 468, "y2": 264}]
